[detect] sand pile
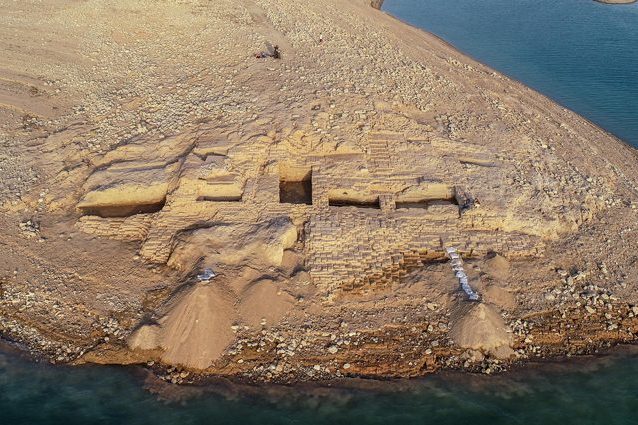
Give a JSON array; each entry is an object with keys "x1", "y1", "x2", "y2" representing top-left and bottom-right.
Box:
[
  {"x1": 239, "y1": 279, "x2": 295, "y2": 327},
  {"x1": 159, "y1": 282, "x2": 236, "y2": 369},
  {"x1": 129, "y1": 277, "x2": 297, "y2": 369},
  {"x1": 450, "y1": 302, "x2": 514, "y2": 359},
  {"x1": 129, "y1": 282, "x2": 236, "y2": 369},
  {"x1": 479, "y1": 254, "x2": 517, "y2": 310},
  {"x1": 128, "y1": 217, "x2": 300, "y2": 369},
  {"x1": 484, "y1": 254, "x2": 511, "y2": 281}
]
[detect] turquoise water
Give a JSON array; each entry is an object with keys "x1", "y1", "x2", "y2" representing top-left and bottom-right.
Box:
[
  {"x1": 384, "y1": 0, "x2": 638, "y2": 147},
  {"x1": 2, "y1": 345, "x2": 638, "y2": 424}
]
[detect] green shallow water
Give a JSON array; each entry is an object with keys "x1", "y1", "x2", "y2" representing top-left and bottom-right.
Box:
[
  {"x1": 383, "y1": 0, "x2": 638, "y2": 147},
  {"x1": 2, "y1": 345, "x2": 638, "y2": 425}
]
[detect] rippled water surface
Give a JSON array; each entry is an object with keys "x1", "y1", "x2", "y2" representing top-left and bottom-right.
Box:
[
  {"x1": 4, "y1": 2, "x2": 638, "y2": 423},
  {"x1": 2, "y1": 346, "x2": 638, "y2": 424},
  {"x1": 384, "y1": 0, "x2": 638, "y2": 146}
]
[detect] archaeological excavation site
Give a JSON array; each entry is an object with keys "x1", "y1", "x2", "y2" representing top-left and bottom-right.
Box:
[{"x1": 2, "y1": 0, "x2": 638, "y2": 384}]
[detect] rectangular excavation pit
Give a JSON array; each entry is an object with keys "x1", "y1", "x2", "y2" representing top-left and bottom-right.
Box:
[
  {"x1": 396, "y1": 199, "x2": 459, "y2": 209},
  {"x1": 279, "y1": 164, "x2": 312, "y2": 205},
  {"x1": 196, "y1": 195, "x2": 242, "y2": 202},
  {"x1": 77, "y1": 180, "x2": 169, "y2": 218},
  {"x1": 395, "y1": 184, "x2": 457, "y2": 209},
  {"x1": 196, "y1": 175, "x2": 245, "y2": 202},
  {"x1": 79, "y1": 199, "x2": 166, "y2": 218},
  {"x1": 395, "y1": 201, "x2": 429, "y2": 209},
  {"x1": 328, "y1": 189, "x2": 381, "y2": 209}
]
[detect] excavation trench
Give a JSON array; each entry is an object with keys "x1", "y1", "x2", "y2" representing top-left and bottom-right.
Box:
[
  {"x1": 395, "y1": 198, "x2": 459, "y2": 209},
  {"x1": 79, "y1": 199, "x2": 166, "y2": 218},
  {"x1": 279, "y1": 165, "x2": 313, "y2": 205}
]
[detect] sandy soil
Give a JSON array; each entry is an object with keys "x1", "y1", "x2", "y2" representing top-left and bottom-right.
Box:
[{"x1": 2, "y1": 0, "x2": 638, "y2": 384}]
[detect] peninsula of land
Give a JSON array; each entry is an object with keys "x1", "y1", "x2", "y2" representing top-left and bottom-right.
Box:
[{"x1": 2, "y1": 0, "x2": 638, "y2": 384}]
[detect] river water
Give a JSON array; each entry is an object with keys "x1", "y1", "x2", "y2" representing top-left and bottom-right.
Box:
[
  {"x1": 4, "y1": 1, "x2": 638, "y2": 423},
  {"x1": 2, "y1": 345, "x2": 638, "y2": 424},
  {"x1": 384, "y1": 0, "x2": 638, "y2": 147}
]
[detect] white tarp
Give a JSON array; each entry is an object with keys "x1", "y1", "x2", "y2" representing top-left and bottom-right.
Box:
[{"x1": 445, "y1": 247, "x2": 479, "y2": 301}]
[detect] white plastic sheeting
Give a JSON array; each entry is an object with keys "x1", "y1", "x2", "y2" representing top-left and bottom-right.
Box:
[
  {"x1": 445, "y1": 247, "x2": 479, "y2": 301},
  {"x1": 197, "y1": 268, "x2": 216, "y2": 281}
]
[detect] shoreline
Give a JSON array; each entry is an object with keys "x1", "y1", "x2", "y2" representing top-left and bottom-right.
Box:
[
  {"x1": 3, "y1": 336, "x2": 638, "y2": 399},
  {"x1": 2, "y1": 0, "x2": 638, "y2": 385},
  {"x1": 377, "y1": 0, "x2": 638, "y2": 151}
]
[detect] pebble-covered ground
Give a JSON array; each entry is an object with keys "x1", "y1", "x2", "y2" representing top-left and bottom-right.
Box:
[{"x1": 2, "y1": 0, "x2": 638, "y2": 384}]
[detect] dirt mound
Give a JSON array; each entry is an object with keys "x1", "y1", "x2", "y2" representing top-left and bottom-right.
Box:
[
  {"x1": 239, "y1": 279, "x2": 295, "y2": 327},
  {"x1": 128, "y1": 282, "x2": 237, "y2": 369},
  {"x1": 160, "y1": 282, "x2": 236, "y2": 369},
  {"x1": 482, "y1": 284, "x2": 517, "y2": 310},
  {"x1": 484, "y1": 254, "x2": 511, "y2": 281},
  {"x1": 450, "y1": 302, "x2": 514, "y2": 359},
  {"x1": 128, "y1": 275, "x2": 298, "y2": 369}
]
